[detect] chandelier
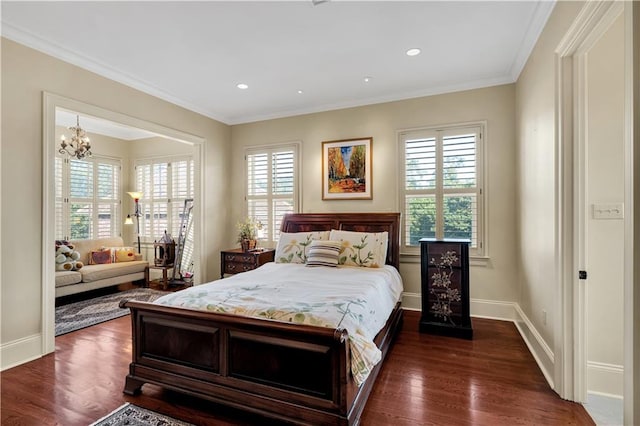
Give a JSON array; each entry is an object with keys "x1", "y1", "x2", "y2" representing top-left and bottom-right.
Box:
[{"x1": 59, "y1": 115, "x2": 92, "y2": 160}]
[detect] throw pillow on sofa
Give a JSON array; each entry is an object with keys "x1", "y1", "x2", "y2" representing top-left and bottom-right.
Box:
[
  {"x1": 89, "y1": 249, "x2": 112, "y2": 265},
  {"x1": 101, "y1": 246, "x2": 136, "y2": 262},
  {"x1": 114, "y1": 247, "x2": 136, "y2": 262}
]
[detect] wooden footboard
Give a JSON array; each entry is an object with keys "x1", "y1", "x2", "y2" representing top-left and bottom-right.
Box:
[{"x1": 121, "y1": 299, "x2": 403, "y2": 425}]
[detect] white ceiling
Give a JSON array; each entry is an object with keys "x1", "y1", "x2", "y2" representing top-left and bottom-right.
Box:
[{"x1": 2, "y1": 1, "x2": 555, "y2": 125}]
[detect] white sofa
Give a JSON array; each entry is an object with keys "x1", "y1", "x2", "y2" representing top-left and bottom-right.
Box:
[{"x1": 55, "y1": 237, "x2": 148, "y2": 297}]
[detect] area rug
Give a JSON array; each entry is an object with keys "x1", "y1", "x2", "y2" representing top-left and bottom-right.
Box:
[
  {"x1": 55, "y1": 288, "x2": 168, "y2": 336},
  {"x1": 90, "y1": 403, "x2": 194, "y2": 426}
]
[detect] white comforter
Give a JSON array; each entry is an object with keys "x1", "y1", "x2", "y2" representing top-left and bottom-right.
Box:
[{"x1": 154, "y1": 262, "x2": 403, "y2": 385}]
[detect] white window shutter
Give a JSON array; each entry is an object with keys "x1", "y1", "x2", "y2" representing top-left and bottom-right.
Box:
[
  {"x1": 246, "y1": 144, "x2": 299, "y2": 242},
  {"x1": 401, "y1": 125, "x2": 484, "y2": 256}
]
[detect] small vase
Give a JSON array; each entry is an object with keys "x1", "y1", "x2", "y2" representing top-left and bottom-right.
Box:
[{"x1": 240, "y1": 239, "x2": 257, "y2": 252}]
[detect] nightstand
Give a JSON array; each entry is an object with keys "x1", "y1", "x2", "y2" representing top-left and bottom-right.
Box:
[
  {"x1": 419, "y1": 238, "x2": 472, "y2": 339},
  {"x1": 220, "y1": 248, "x2": 275, "y2": 278}
]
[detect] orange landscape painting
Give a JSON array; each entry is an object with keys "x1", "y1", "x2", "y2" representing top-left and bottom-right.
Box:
[
  {"x1": 322, "y1": 137, "x2": 372, "y2": 200},
  {"x1": 327, "y1": 144, "x2": 366, "y2": 193}
]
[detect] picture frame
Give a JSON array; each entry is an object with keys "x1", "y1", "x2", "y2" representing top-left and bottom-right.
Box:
[{"x1": 322, "y1": 137, "x2": 372, "y2": 200}]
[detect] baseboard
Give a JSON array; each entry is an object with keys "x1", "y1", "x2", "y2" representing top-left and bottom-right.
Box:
[
  {"x1": 402, "y1": 294, "x2": 520, "y2": 321},
  {"x1": 587, "y1": 361, "x2": 624, "y2": 398},
  {"x1": 401, "y1": 293, "x2": 556, "y2": 390},
  {"x1": 513, "y1": 304, "x2": 555, "y2": 389},
  {"x1": 401, "y1": 292, "x2": 421, "y2": 310},
  {"x1": 469, "y1": 298, "x2": 519, "y2": 321},
  {"x1": 1, "y1": 333, "x2": 43, "y2": 371}
]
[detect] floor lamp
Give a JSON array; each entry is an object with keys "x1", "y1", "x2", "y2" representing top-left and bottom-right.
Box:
[{"x1": 125, "y1": 191, "x2": 143, "y2": 254}]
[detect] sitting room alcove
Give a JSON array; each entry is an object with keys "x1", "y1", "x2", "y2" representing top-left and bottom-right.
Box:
[{"x1": 42, "y1": 92, "x2": 205, "y2": 353}]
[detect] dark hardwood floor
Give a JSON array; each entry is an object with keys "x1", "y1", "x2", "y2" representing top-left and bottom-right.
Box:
[{"x1": 1, "y1": 310, "x2": 594, "y2": 426}]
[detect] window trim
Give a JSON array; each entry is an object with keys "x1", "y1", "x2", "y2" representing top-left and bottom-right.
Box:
[
  {"x1": 398, "y1": 121, "x2": 487, "y2": 259},
  {"x1": 244, "y1": 141, "x2": 301, "y2": 243}
]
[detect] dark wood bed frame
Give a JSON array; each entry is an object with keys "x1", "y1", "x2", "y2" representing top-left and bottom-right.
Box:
[{"x1": 121, "y1": 212, "x2": 403, "y2": 425}]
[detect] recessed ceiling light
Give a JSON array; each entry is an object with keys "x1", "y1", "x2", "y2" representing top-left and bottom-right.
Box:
[
  {"x1": 297, "y1": 90, "x2": 303, "y2": 94},
  {"x1": 406, "y1": 48, "x2": 421, "y2": 57},
  {"x1": 237, "y1": 83, "x2": 249, "y2": 90},
  {"x1": 363, "y1": 76, "x2": 372, "y2": 83}
]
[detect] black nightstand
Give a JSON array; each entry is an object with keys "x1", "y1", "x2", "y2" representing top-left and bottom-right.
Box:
[
  {"x1": 220, "y1": 248, "x2": 275, "y2": 278},
  {"x1": 419, "y1": 238, "x2": 473, "y2": 339}
]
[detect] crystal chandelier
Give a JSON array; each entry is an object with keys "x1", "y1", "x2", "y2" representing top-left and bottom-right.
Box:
[{"x1": 59, "y1": 115, "x2": 92, "y2": 160}]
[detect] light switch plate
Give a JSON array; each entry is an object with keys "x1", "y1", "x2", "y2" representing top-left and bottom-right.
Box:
[{"x1": 592, "y1": 203, "x2": 624, "y2": 219}]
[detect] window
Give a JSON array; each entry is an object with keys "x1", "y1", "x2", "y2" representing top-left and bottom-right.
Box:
[
  {"x1": 245, "y1": 143, "x2": 300, "y2": 242},
  {"x1": 55, "y1": 155, "x2": 122, "y2": 240},
  {"x1": 399, "y1": 123, "x2": 485, "y2": 256},
  {"x1": 134, "y1": 156, "x2": 194, "y2": 241}
]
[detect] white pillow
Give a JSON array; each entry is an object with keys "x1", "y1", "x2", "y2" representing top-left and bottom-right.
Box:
[
  {"x1": 329, "y1": 229, "x2": 388, "y2": 268},
  {"x1": 275, "y1": 231, "x2": 330, "y2": 264},
  {"x1": 306, "y1": 240, "x2": 341, "y2": 267}
]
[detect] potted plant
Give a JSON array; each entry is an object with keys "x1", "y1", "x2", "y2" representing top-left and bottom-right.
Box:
[{"x1": 237, "y1": 217, "x2": 262, "y2": 251}]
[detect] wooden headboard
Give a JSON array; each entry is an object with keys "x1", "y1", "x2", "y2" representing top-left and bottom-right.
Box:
[{"x1": 280, "y1": 212, "x2": 401, "y2": 270}]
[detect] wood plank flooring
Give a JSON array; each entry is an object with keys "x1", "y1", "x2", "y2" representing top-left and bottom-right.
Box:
[{"x1": 1, "y1": 310, "x2": 594, "y2": 425}]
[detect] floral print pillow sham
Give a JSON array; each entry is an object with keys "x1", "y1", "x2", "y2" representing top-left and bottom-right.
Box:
[
  {"x1": 274, "y1": 231, "x2": 330, "y2": 264},
  {"x1": 329, "y1": 229, "x2": 388, "y2": 268}
]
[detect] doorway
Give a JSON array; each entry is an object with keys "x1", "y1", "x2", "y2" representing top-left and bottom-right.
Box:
[
  {"x1": 575, "y1": 9, "x2": 625, "y2": 424},
  {"x1": 43, "y1": 93, "x2": 204, "y2": 354},
  {"x1": 555, "y1": 1, "x2": 627, "y2": 424}
]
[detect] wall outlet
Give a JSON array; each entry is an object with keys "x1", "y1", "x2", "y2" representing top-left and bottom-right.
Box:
[{"x1": 542, "y1": 309, "x2": 547, "y2": 326}]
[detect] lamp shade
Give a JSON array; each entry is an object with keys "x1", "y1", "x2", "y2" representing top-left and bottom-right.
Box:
[
  {"x1": 124, "y1": 214, "x2": 134, "y2": 225},
  {"x1": 127, "y1": 191, "x2": 143, "y2": 200}
]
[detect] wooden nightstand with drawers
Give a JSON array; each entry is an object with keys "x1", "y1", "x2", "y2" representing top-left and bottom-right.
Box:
[{"x1": 220, "y1": 248, "x2": 275, "y2": 278}]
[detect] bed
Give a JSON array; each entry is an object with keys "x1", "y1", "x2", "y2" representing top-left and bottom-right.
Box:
[{"x1": 121, "y1": 212, "x2": 403, "y2": 425}]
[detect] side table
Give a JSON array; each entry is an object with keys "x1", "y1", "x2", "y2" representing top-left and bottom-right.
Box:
[
  {"x1": 220, "y1": 248, "x2": 275, "y2": 278},
  {"x1": 147, "y1": 264, "x2": 174, "y2": 290}
]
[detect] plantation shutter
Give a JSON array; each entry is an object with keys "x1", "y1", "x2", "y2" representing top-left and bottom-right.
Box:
[
  {"x1": 53, "y1": 156, "x2": 122, "y2": 240},
  {"x1": 135, "y1": 163, "x2": 152, "y2": 238},
  {"x1": 96, "y1": 160, "x2": 121, "y2": 238},
  {"x1": 272, "y1": 150, "x2": 295, "y2": 239},
  {"x1": 401, "y1": 124, "x2": 484, "y2": 256},
  {"x1": 246, "y1": 144, "x2": 299, "y2": 242},
  {"x1": 134, "y1": 156, "x2": 194, "y2": 242},
  {"x1": 68, "y1": 159, "x2": 94, "y2": 239},
  {"x1": 442, "y1": 131, "x2": 478, "y2": 244},
  {"x1": 55, "y1": 156, "x2": 65, "y2": 240},
  {"x1": 404, "y1": 135, "x2": 437, "y2": 244},
  {"x1": 151, "y1": 162, "x2": 169, "y2": 239},
  {"x1": 170, "y1": 158, "x2": 194, "y2": 238}
]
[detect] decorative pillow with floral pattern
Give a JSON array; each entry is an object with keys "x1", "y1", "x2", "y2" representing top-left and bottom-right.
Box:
[
  {"x1": 329, "y1": 229, "x2": 388, "y2": 268},
  {"x1": 275, "y1": 231, "x2": 330, "y2": 264}
]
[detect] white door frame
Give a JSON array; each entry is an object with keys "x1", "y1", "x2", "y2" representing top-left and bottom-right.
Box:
[
  {"x1": 554, "y1": 0, "x2": 633, "y2": 421},
  {"x1": 42, "y1": 92, "x2": 206, "y2": 355}
]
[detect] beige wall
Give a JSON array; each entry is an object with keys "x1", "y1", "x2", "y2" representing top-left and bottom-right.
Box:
[
  {"x1": 230, "y1": 84, "x2": 519, "y2": 306},
  {"x1": 1, "y1": 39, "x2": 230, "y2": 350},
  {"x1": 515, "y1": 0, "x2": 584, "y2": 353}
]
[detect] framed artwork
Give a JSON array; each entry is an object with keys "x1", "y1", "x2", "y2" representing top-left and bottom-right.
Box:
[{"x1": 322, "y1": 137, "x2": 372, "y2": 200}]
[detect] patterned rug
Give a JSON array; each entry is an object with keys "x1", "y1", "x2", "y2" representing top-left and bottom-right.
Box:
[
  {"x1": 55, "y1": 288, "x2": 168, "y2": 336},
  {"x1": 90, "y1": 403, "x2": 194, "y2": 426}
]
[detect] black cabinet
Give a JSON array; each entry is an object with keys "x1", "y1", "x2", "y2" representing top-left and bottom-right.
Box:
[{"x1": 419, "y1": 238, "x2": 473, "y2": 339}]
